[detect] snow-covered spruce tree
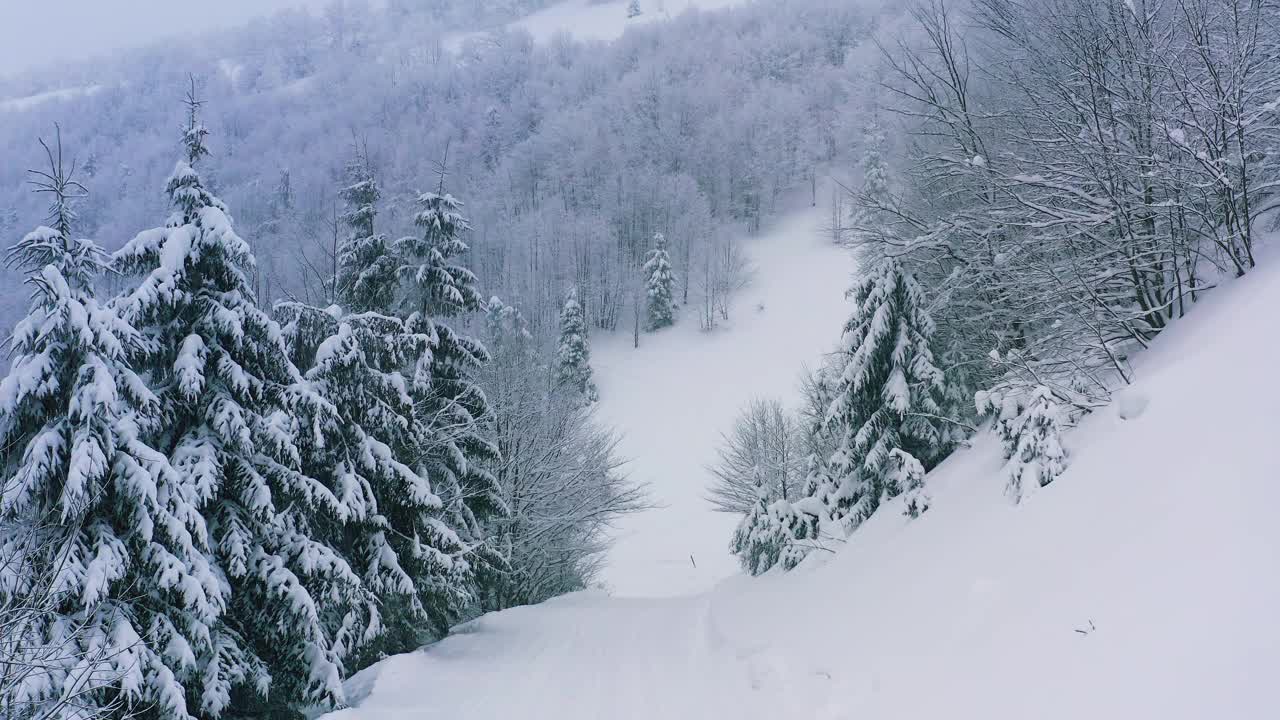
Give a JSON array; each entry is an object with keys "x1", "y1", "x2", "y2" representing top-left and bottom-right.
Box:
[
  {"x1": 335, "y1": 146, "x2": 399, "y2": 313},
  {"x1": 846, "y1": 119, "x2": 890, "y2": 248},
  {"x1": 975, "y1": 384, "x2": 1029, "y2": 460},
  {"x1": 393, "y1": 190, "x2": 504, "y2": 609},
  {"x1": 627, "y1": 0, "x2": 643, "y2": 19},
  {"x1": 888, "y1": 448, "x2": 928, "y2": 519},
  {"x1": 797, "y1": 358, "x2": 840, "y2": 493},
  {"x1": 0, "y1": 131, "x2": 196, "y2": 720},
  {"x1": 730, "y1": 490, "x2": 817, "y2": 577},
  {"x1": 643, "y1": 233, "x2": 675, "y2": 331},
  {"x1": 555, "y1": 288, "x2": 599, "y2": 403},
  {"x1": 987, "y1": 386, "x2": 1067, "y2": 504},
  {"x1": 111, "y1": 92, "x2": 364, "y2": 716},
  {"x1": 276, "y1": 302, "x2": 472, "y2": 670},
  {"x1": 812, "y1": 257, "x2": 951, "y2": 533}
]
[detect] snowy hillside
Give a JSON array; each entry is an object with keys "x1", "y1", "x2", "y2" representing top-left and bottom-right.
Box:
[
  {"x1": 321, "y1": 239, "x2": 1278, "y2": 719},
  {"x1": 446, "y1": 0, "x2": 749, "y2": 50},
  {"x1": 0, "y1": 85, "x2": 101, "y2": 113},
  {"x1": 593, "y1": 189, "x2": 853, "y2": 597}
]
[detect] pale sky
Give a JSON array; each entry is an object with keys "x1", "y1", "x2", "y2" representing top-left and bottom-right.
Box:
[{"x1": 0, "y1": 0, "x2": 330, "y2": 78}]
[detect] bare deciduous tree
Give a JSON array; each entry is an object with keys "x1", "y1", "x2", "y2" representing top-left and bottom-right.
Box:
[{"x1": 707, "y1": 398, "x2": 805, "y2": 515}]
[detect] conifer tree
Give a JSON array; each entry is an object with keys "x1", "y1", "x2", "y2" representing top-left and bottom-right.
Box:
[
  {"x1": 976, "y1": 384, "x2": 1030, "y2": 460},
  {"x1": 797, "y1": 359, "x2": 840, "y2": 506},
  {"x1": 111, "y1": 88, "x2": 362, "y2": 715},
  {"x1": 1002, "y1": 387, "x2": 1067, "y2": 503},
  {"x1": 0, "y1": 129, "x2": 199, "y2": 720},
  {"x1": 847, "y1": 119, "x2": 890, "y2": 248},
  {"x1": 730, "y1": 491, "x2": 817, "y2": 576},
  {"x1": 813, "y1": 257, "x2": 950, "y2": 532},
  {"x1": 643, "y1": 232, "x2": 676, "y2": 331},
  {"x1": 332, "y1": 162, "x2": 485, "y2": 641},
  {"x1": 394, "y1": 191, "x2": 504, "y2": 604},
  {"x1": 335, "y1": 145, "x2": 399, "y2": 313},
  {"x1": 555, "y1": 288, "x2": 599, "y2": 403},
  {"x1": 627, "y1": 0, "x2": 643, "y2": 19},
  {"x1": 888, "y1": 448, "x2": 929, "y2": 518},
  {"x1": 276, "y1": 302, "x2": 472, "y2": 667}
]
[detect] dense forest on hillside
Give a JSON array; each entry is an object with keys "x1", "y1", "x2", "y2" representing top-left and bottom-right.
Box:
[{"x1": 0, "y1": 0, "x2": 881, "y2": 344}]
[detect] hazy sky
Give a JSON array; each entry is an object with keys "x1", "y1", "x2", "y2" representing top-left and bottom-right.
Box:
[{"x1": 0, "y1": 0, "x2": 329, "y2": 78}]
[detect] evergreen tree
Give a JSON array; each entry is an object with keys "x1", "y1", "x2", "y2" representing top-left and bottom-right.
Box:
[
  {"x1": 276, "y1": 302, "x2": 472, "y2": 668},
  {"x1": 888, "y1": 448, "x2": 929, "y2": 519},
  {"x1": 643, "y1": 233, "x2": 676, "y2": 331},
  {"x1": 797, "y1": 359, "x2": 840, "y2": 503},
  {"x1": 847, "y1": 119, "x2": 890, "y2": 248},
  {"x1": 335, "y1": 146, "x2": 398, "y2": 313},
  {"x1": 730, "y1": 491, "x2": 817, "y2": 577},
  {"x1": 1002, "y1": 387, "x2": 1067, "y2": 504},
  {"x1": 555, "y1": 289, "x2": 599, "y2": 403},
  {"x1": 80, "y1": 151, "x2": 100, "y2": 180},
  {"x1": 976, "y1": 384, "x2": 1030, "y2": 460},
  {"x1": 627, "y1": 0, "x2": 643, "y2": 19},
  {"x1": 273, "y1": 168, "x2": 294, "y2": 214},
  {"x1": 394, "y1": 191, "x2": 504, "y2": 607},
  {"x1": 811, "y1": 257, "x2": 950, "y2": 533},
  {"x1": 110, "y1": 91, "x2": 362, "y2": 715},
  {"x1": 0, "y1": 131, "x2": 200, "y2": 720}
]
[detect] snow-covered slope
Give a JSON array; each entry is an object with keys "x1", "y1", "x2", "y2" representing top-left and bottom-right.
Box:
[
  {"x1": 447, "y1": 0, "x2": 749, "y2": 50},
  {"x1": 0, "y1": 84, "x2": 102, "y2": 113},
  {"x1": 593, "y1": 192, "x2": 853, "y2": 597},
  {"x1": 321, "y1": 231, "x2": 1278, "y2": 718}
]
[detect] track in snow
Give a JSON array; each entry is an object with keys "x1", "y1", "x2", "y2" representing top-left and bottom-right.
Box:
[{"x1": 327, "y1": 587, "x2": 844, "y2": 720}]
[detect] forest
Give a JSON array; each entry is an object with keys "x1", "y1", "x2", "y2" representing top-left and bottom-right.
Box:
[{"x1": 1, "y1": 0, "x2": 1277, "y2": 718}]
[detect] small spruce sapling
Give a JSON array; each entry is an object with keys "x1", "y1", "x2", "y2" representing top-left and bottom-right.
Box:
[
  {"x1": 1004, "y1": 387, "x2": 1067, "y2": 503},
  {"x1": 888, "y1": 449, "x2": 929, "y2": 518},
  {"x1": 730, "y1": 488, "x2": 817, "y2": 576}
]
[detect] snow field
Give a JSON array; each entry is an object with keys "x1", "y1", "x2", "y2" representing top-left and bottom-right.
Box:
[
  {"x1": 323, "y1": 224, "x2": 1280, "y2": 720},
  {"x1": 592, "y1": 185, "x2": 855, "y2": 597}
]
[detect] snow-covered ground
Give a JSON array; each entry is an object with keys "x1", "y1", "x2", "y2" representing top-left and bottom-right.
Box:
[
  {"x1": 593, "y1": 190, "x2": 854, "y2": 597},
  {"x1": 446, "y1": 0, "x2": 748, "y2": 51},
  {"x1": 321, "y1": 217, "x2": 1279, "y2": 719}
]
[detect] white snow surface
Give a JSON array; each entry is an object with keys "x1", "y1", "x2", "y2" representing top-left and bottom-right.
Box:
[
  {"x1": 321, "y1": 219, "x2": 1278, "y2": 718},
  {"x1": 593, "y1": 191, "x2": 854, "y2": 597}
]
